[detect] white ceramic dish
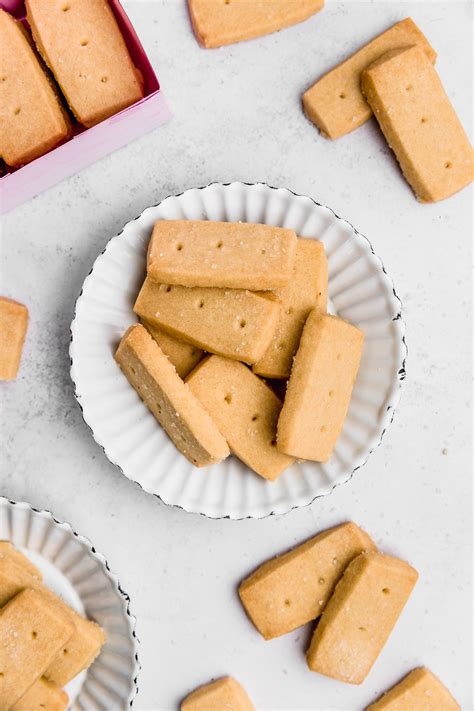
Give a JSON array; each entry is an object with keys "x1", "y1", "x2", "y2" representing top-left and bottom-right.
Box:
[
  {"x1": 0, "y1": 497, "x2": 139, "y2": 709},
  {"x1": 70, "y1": 182, "x2": 406, "y2": 519}
]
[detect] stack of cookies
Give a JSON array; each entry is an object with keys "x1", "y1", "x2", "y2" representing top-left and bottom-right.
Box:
[
  {"x1": 115, "y1": 219, "x2": 364, "y2": 480},
  {"x1": 0, "y1": 541, "x2": 105, "y2": 709}
]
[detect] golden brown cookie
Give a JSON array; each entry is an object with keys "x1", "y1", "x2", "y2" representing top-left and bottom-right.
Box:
[
  {"x1": 141, "y1": 319, "x2": 203, "y2": 379},
  {"x1": 188, "y1": 0, "x2": 324, "y2": 49},
  {"x1": 277, "y1": 312, "x2": 364, "y2": 461},
  {"x1": 0, "y1": 10, "x2": 71, "y2": 166},
  {"x1": 252, "y1": 238, "x2": 327, "y2": 379},
  {"x1": 307, "y1": 552, "x2": 418, "y2": 684},
  {"x1": 134, "y1": 278, "x2": 281, "y2": 365},
  {"x1": 115, "y1": 324, "x2": 229, "y2": 467},
  {"x1": 147, "y1": 220, "x2": 297, "y2": 290},
  {"x1": 0, "y1": 541, "x2": 42, "y2": 579},
  {"x1": 181, "y1": 676, "x2": 255, "y2": 710},
  {"x1": 361, "y1": 45, "x2": 473, "y2": 202},
  {"x1": 0, "y1": 297, "x2": 29, "y2": 381},
  {"x1": 187, "y1": 355, "x2": 294, "y2": 480},
  {"x1": 366, "y1": 667, "x2": 460, "y2": 710},
  {"x1": 12, "y1": 677, "x2": 68, "y2": 711},
  {"x1": 26, "y1": 0, "x2": 144, "y2": 127}
]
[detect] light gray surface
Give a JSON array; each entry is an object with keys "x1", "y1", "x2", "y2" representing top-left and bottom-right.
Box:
[{"x1": 0, "y1": 1, "x2": 472, "y2": 709}]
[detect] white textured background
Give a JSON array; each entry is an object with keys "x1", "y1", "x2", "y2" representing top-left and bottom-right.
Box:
[{"x1": 0, "y1": 1, "x2": 472, "y2": 709}]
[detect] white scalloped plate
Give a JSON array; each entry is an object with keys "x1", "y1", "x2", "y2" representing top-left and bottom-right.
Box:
[
  {"x1": 0, "y1": 497, "x2": 139, "y2": 709},
  {"x1": 70, "y1": 182, "x2": 406, "y2": 519}
]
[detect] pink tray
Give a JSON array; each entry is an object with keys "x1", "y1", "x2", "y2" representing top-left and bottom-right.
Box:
[{"x1": 0, "y1": 0, "x2": 171, "y2": 214}]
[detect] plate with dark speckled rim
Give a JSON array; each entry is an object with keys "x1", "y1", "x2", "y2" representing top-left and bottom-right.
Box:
[
  {"x1": 70, "y1": 182, "x2": 406, "y2": 519},
  {"x1": 0, "y1": 497, "x2": 139, "y2": 708}
]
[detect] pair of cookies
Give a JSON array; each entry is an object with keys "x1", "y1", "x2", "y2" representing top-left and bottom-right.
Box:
[
  {"x1": 0, "y1": 1, "x2": 143, "y2": 167},
  {"x1": 238, "y1": 522, "x2": 460, "y2": 708},
  {"x1": 0, "y1": 541, "x2": 105, "y2": 709},
  {"x1": 239, "y1": 522, "x2": 418, "y2": 684},
  {"x1": 303, "y1": 18, "x2": 473, "y2": 202}
]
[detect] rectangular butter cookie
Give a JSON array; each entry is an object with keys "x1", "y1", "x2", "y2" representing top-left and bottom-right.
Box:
[
  {"x1": 277, "y1": 312, "x2": 364, "y2": 462},
  {"x1": 0, "y1": 9, "x2": 71, "y2": 166},
  {"x1": 307, "y1": 552, "x2": 418, "y2": 684},
  {"x1": 12, "y1": 677, "x2": 68, "y2": 711},
  {"x1": 188, "y1": 0, "x2": 324, "y2": 49},
  {"x1": 0, "y1": 297, "x2": 29, "y2": 381},
  {"x1": 361, "y1": 45, "x2": 473, "y2": 202},
  {"x1": 252, "y1": 238, "x2": 327, "y2": 379},
  {"x1": 0, "y1": 589, "x2": 74, "y2": 709},
  {"x1": 147, "y1": 220, "x2": 297, "y2": 290},
  {"x1": 186, "y1": 355, "x2": 294, "y2": 480},
  {"x1": 134, "y1": 277, "x2": 280, "y2": 365},
  {"x1": 0, "y1": 541, "x2": 42, "y2": 579},
  {"x1": 0, "y1": 556, "x2": 39, "y2": 608},
  {"x1": 44, "y1": 608, "x2": 105, "y2": 686},
  {"x1": 303, "y1": 18, "x2": 436, "y2": 139},
  {"x1": 181, "y1": 676, "x2": 255, "y2": 710},
  {"x1": 366, "y1": 667, "x2": 460, "y2": 710},
  {"x1": 239, "y1": 522, "x2": 376, "y2": 639},
  {"x1": 26, "y1": 0, "x2": 144, "y2": 127},
  {"x1": 115, "y1": 324, "x2": 229, "y2": 467},
  {"x1": 141, "y1": 319, "x2": 203, "y2": 379}
]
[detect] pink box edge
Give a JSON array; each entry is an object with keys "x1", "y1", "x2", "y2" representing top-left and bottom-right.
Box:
[{"x1": 0, "y1": 92, "x2": 171, "y2": 214}]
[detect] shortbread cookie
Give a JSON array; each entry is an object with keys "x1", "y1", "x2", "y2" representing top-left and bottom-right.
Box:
[
  {"x1": 44, "y1": 610, "x2": 105, "y2": 686},
  {"x1": 12, "y1": 677, "x2": 68, "y2": 711},
  {"x1": 115, "y1": 325, "x2": 229, "y2": 467},
  {"x1": 26, "y1": 0, "x2": 144, "y2": 127},
  {"x1": 181, "y1": 676, "x2": 255, "y2": 710},
  {"x1": 277, "y1": 312, "x2": 363, "y2": 461},
  {"x1": 147, "y1": 220, "x2": 297, "y2": 290},
  {"x1": 0, "y1": 10, "x2": 71, "y2": 166},
  {"x1": 303, "y1": 18, "x2": 436, "y2": 139},
  {"x1": 0, "y1": 297, "x2": 29, "y2": 381},
  {"x1": 134, "y1": 278, "x2": 280, "y2": 364},
  {"x1": 367, "y1": 667, "x2": 460, "y2": 710},
  {"x1": 0, "y1": 556, "x2": 105, "y2": 686},
  {"x1": 141, "y1": 319, "x2": 203, "y2": 378},
  {"x1": 239, "y1": 522, "x2": 376, "y2": 640},
  {"x1": 307, "y1": 552, "x2": 418, "y2": 684},
  {"x1": 187, "y1": 355, "x2": 294, "y2": 480},
  {"x1": 0, "y1": 589, "x2": 74, "y2": 709},
  {"x1": 188, "y1": 0, "x2": 324, "y2": 49},
  {"x1": 361, "y1": 45, "x2": 473, "y2": 202},
  {"x1": 0, "y1": 556, "x2": 38, "y2": 607},
  {"x1": 253, "y1": 239, "x2": 327, "y2": 379},
  {"x1": 0, "y1": 541, "x2": 42, "y2": 579}
]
